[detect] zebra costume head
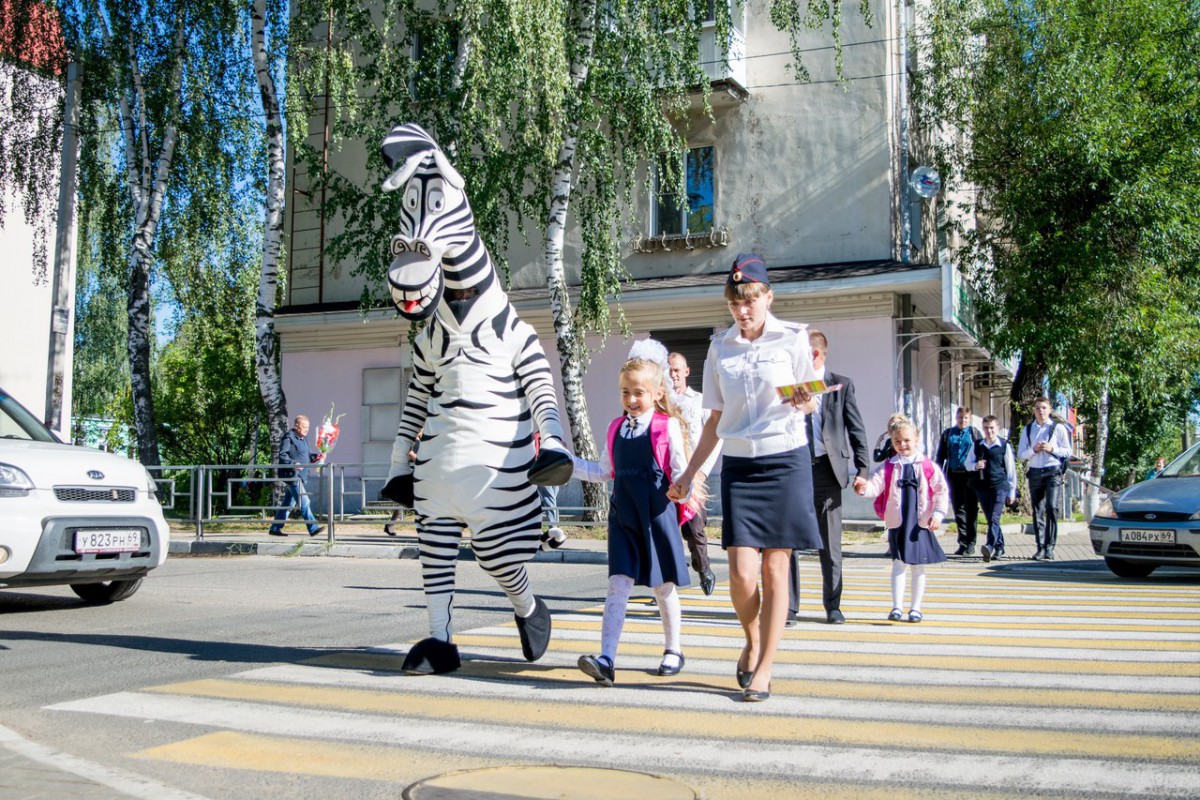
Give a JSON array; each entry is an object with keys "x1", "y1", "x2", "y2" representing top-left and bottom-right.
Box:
[{"x1": 380, "y1": 122, "x2": 493, "y2": 324}]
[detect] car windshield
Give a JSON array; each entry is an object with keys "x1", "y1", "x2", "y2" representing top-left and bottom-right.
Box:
[
  {"x1": 0, "y1": 391, "x2": 59, "y2": 443},
  {"x1": 1161, "y1": 443, "x2": 1200, "y2": 478}
]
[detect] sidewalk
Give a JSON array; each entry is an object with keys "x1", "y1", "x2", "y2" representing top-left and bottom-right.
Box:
[{"x1": 168, "y1": 520, "x2": 1098, "y2": 566}]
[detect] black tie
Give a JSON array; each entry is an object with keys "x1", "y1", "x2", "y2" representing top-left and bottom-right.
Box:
[{"x1": 805, "y1": 412, "x2": 815, "y2": 461}]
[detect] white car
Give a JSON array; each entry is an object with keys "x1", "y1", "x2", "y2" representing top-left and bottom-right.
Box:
[{"x1": 0, "y1": 389, "x2": 169, "y2": 603}]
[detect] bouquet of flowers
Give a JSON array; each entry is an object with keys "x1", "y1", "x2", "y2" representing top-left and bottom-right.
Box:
[{"x1": 315, "y1": 403, "x2": 346, "y2": 462}]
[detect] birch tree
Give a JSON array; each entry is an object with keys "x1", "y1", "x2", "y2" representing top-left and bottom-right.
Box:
[
  {"x1": 287, "y1": 0, "x2": 863, "y2": 513},
  {"x1": 62, "y1": 0, "x2": 257, "y2": 466},
  {"x1": 250, "y1": 0, "x2": 291, "y2": 463}
]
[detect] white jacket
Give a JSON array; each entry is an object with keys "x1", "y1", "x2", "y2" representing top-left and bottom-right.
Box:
[{"x1": 860, "y1": 455, "x2": 950, "y2": 530}]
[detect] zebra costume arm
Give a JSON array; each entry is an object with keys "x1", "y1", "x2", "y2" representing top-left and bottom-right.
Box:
[
  {"x1": 508, "y1": 316, "x2": 567, "y2": 452},
  {"x1": 388, "y1": 329, "x2": 435, "y2": 481}
]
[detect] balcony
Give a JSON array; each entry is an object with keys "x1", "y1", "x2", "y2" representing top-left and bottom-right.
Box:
[{"x1": 698, "y1": 21, "x2": 748, "y2": 103}]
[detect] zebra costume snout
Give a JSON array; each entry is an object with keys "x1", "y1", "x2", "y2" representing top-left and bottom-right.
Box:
[{"x1": 389, "y1": 236, "x2": 444, "y2": 318}]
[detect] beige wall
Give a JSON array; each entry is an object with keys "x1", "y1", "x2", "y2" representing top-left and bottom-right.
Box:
[{"x1": 284, "y1": 0, "x2": 902, "y2": 304}]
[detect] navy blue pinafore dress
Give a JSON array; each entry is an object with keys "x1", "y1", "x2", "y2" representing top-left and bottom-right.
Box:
[
  {"x1": 607, "y1": 431, "x2": 690, "y2": 588},
  {"x1": 888, "y1": 463, "x2": 948, "y2": 565}
]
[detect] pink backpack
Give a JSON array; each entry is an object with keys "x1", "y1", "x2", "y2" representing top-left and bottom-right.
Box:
[
  {"x1": 874, "y1": 457, "x2": 935, "y2": 520},
  {"x1": 606, "y1": 413, "x2": 697, "y2": 525}
]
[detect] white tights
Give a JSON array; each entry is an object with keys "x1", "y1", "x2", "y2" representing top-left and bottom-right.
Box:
[
  {"x1": 891, "y1": 560, "x2": 927, "y2": 611},
  {"x1": 599, "y1": 575, "x2": 681, "y2": 668}
]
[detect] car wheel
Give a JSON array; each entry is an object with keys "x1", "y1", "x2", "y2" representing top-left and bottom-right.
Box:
[
  {"x1": 70, "y1": 578, "x2": 144, "y2": 605},
  {"x1": 1103, "y1": 557, "x2": 1157, "y2": 579}
]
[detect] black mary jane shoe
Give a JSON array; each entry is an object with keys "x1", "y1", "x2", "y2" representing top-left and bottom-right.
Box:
[
  {"x1": 742, "y1": 683, "x2": 771, "y2": 703},
  {"x1": 656, "y1": 649, "x2": 685, "y2": 676},
  {"x1": 578, "y1": 654, "x2": 615, "y2": 687}
]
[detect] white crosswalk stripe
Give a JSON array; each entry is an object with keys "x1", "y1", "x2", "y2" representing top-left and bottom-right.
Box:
[{"x1": 48, "y1": 561, "x2": 1200, "y2": 798}]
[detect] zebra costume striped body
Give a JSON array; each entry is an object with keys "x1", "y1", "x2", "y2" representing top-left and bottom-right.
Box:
[{"x1": 379, "y1": 123, "x2": 568, "y2": 674}]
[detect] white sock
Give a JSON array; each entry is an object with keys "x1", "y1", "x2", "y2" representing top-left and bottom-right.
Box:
[
  {"x1": 428, "y1": 593, "x2": 453, "y2": 642},
  {"x1": 891, "y1": 560, "x2": 907, "y2": 609},
  {"x1": 653, "y1": 582, "x2": 682, "y2": 666},
  {"x1": 600, "y1": 575, "x2": 634, "y2": 665},
  {"x1": 910, "y1": 563, "x2": 927, "y2": 611}
]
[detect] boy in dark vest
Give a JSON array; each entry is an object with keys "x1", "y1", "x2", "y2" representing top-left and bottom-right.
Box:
[{"x1": 971, "y1": 415, "x2": 1016, "y2": 562}]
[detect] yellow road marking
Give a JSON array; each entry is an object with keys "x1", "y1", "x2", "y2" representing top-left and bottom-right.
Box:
[
  {"x1": 291, "y1": 654, "x2": 1200, "y2": 712},
  {"x1": 449, "y1": 634, "x2": 1200, "y2": 676},
  {"x1": 147, "y1": 679, "x2": 1200, "y2": 762},
  {"x1": 134, "y1": 732, "x2": 1051, "y2": 800}
]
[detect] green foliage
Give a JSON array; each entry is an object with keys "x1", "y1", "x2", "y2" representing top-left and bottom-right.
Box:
[
  {"x1": 912, "y1": 0, "x2": 1200, "y2": 469},
  {"x1": 285, "y1": 0, "x2": 862, "y2": 335}
]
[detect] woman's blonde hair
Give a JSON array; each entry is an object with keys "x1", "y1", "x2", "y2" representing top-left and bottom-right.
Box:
[{"x1": 723, "y1": 281, "x2": 771, "y2": 302}]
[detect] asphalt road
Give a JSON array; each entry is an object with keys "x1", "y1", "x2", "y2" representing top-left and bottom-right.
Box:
[{"x1": 1, "y1": 551, "x2": 1198, "y2": 799}]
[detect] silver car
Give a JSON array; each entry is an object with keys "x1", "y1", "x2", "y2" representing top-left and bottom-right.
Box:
[
  {"x1": 0, "y1": 389, "x2": 169, "y2": 603},
  {"x1": 1089, "y1": 442, "x2": 1200, "y2": 578}
]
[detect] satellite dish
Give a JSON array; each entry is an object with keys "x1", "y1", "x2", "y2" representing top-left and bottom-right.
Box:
[{"x1": 910, "y1": 166, "x2": 941, "y2": 199}]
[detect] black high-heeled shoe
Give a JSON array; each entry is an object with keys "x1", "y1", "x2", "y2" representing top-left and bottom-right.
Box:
[{"x1": 742, "y1": 683, "x2": 771, "y2": 702}]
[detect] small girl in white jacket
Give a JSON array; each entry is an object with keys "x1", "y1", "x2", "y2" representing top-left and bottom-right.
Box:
[{"x1": 856, "y1": 418, "x2": 950, "y2": 622}]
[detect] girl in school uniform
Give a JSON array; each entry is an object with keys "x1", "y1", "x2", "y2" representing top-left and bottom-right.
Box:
[
  {"x1": 856, "y1": 417, "x2": 950, "y2": 622},
  {"x1": 570, "y1": 355, "x2": 695, "y2": 686}
]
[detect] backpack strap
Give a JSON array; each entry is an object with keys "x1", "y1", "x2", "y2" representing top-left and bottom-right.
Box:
[
  {"x1": 648, "y1": 413, "x2": 672, "y2": 479},
  {"x1": 605, "y1": 417, "x2": 623, "y2": 479}
]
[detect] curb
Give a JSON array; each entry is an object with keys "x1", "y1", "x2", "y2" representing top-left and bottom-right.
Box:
[{"x1": 169, "y1": 538, "x2": 609, "y2": 565}]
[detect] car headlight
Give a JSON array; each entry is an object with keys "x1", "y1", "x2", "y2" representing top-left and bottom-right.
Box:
[
  {"x1": 144, "y1": 468, "x2": 159, "y2": 497},
  {"x1": 1095, "y1": 498, "x2": 1116, "y2": 518},
  {"x1": 0, "y1": 463, "x2": 34, "y2": 497}
]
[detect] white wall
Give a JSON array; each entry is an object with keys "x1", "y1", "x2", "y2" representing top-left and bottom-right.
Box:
[{"x1": 0, "y1": 187, "x2": 55, "y2": 422}]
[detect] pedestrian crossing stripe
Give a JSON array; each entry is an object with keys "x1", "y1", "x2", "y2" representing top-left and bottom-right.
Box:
[
  {"x1": 132, "y1": 678, "x2": 1200, "y2": 762},
  {"x1": 45, "y1": 561, "x2": 1200, "y2": 798}
]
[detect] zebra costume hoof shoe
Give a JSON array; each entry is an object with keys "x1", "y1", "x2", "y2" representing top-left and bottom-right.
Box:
[
  {"x1": 516, "y1": 597, "x2": 552, "y2": 662},
  {"x1": 528, "y1": 449, "x2": 573, "y2": 486},
  {"x1": 540, "y1": 526, "x2": 567, "y2": 551},
  {"x1": 401, "y1": 637, "x2": 462, "y2": 674}
]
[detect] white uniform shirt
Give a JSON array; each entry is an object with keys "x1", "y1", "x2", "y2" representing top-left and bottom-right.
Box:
[
  {"x1": 701, "y1": 313, "x2": 817, "y2": 459},
  {"x1": 677, "y1": 386, "x2": 721, "y2": 476},
  {"x1": 1017, "y1": 420, "x2": 1072, "y2": 469},
  {"x1": 967, "y1": 439, "x2": 1018, "y2": 501},
  {"x1": 570, "y1": 409, "x2": 689, "y2": 485}
]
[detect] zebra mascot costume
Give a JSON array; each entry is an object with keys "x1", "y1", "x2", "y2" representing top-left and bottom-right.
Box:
[{"x1": 378, "y1": 122, "x2": 573, "y2": 675}]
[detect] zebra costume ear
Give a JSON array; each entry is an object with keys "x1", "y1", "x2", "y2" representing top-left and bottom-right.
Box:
[{"x1": 380, "y1": 122, "x2": 465, "y2": 192}]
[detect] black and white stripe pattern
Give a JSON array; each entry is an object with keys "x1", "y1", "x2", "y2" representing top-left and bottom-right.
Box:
[{"x1": 380, "y1": 122, "x2": 566, "y2": 642}]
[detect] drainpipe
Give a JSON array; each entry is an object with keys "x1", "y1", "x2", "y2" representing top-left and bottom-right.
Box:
[{"x1": 898, "y1": 0, "x2": 911, "y2": 263}]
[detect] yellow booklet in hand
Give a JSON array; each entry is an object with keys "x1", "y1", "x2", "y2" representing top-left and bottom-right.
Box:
[{"x1": 775, "y1": 380, "x2": 843, "y2": 401}]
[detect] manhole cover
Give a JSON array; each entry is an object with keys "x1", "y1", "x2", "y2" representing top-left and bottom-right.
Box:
[{"x1": 403, "y1": 765, "x2": 698, "y2": 800}]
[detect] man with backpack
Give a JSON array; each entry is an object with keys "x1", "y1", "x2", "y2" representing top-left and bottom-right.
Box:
[
  {"x1": 935, "y1": 407, "x2": 983, "y2": 556},
  {"x1": 1017, "y1": 397, "x2": 1073, "y2": 560}
]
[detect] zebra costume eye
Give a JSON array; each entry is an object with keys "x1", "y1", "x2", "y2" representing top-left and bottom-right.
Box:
[
  {"x1": 428, "y1": 187, "x2": 445, "y2": 213},
  {"x1": 404, "y1": 185, "x2": 420, "y2": 211}
]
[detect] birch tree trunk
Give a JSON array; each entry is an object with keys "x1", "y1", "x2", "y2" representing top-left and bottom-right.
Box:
[
  {"x1": 544, "y1": 0, "x2": 606, "y2": 520},
  {"x1": 1091, "y1": 384, "x2": 1109, "y2": 487},
  {"x1": 251, "y1": 0, "x2": 290, "y2": 465},
  {"x1": 105, "y1": 19, "x2": 188, "y2": 468}
]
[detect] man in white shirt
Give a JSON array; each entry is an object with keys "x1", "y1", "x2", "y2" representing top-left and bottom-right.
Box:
[
  {"x1": 668, "y1": 352, "x2": 721, "y2": 595},
  {"x1": 1017, "y1": 396, "x2": 1073, "y2": 560}
]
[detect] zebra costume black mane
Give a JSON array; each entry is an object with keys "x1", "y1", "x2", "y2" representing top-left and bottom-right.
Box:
[{"x1": 378, "y1": 122, "x2": 572, "y2": 674}]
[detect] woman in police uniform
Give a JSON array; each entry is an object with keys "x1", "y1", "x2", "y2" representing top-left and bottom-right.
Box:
[{"x1": 669, "y1": 254, "x2": 821, "y2": 702}]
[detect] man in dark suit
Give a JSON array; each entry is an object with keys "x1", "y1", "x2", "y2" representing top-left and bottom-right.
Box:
[{"x1": 788, "y1": 331, "x2": 871, "y2": 625}]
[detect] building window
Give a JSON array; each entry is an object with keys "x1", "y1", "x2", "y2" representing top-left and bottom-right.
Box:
[
  {"x1": 411, "y1": 19, "x2": 460, "y2": 101},
  {"x1": 653, "y1": 145, "x2": 715, "y2": 236}
]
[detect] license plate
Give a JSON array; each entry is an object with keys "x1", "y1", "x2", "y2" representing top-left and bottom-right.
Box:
[
  {"x1": 1120, "y1": 529, "x2": 1176, "y2": 544},
  {"x1": 74, "y1": 529, "x2": 143, "y2": 554}
]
